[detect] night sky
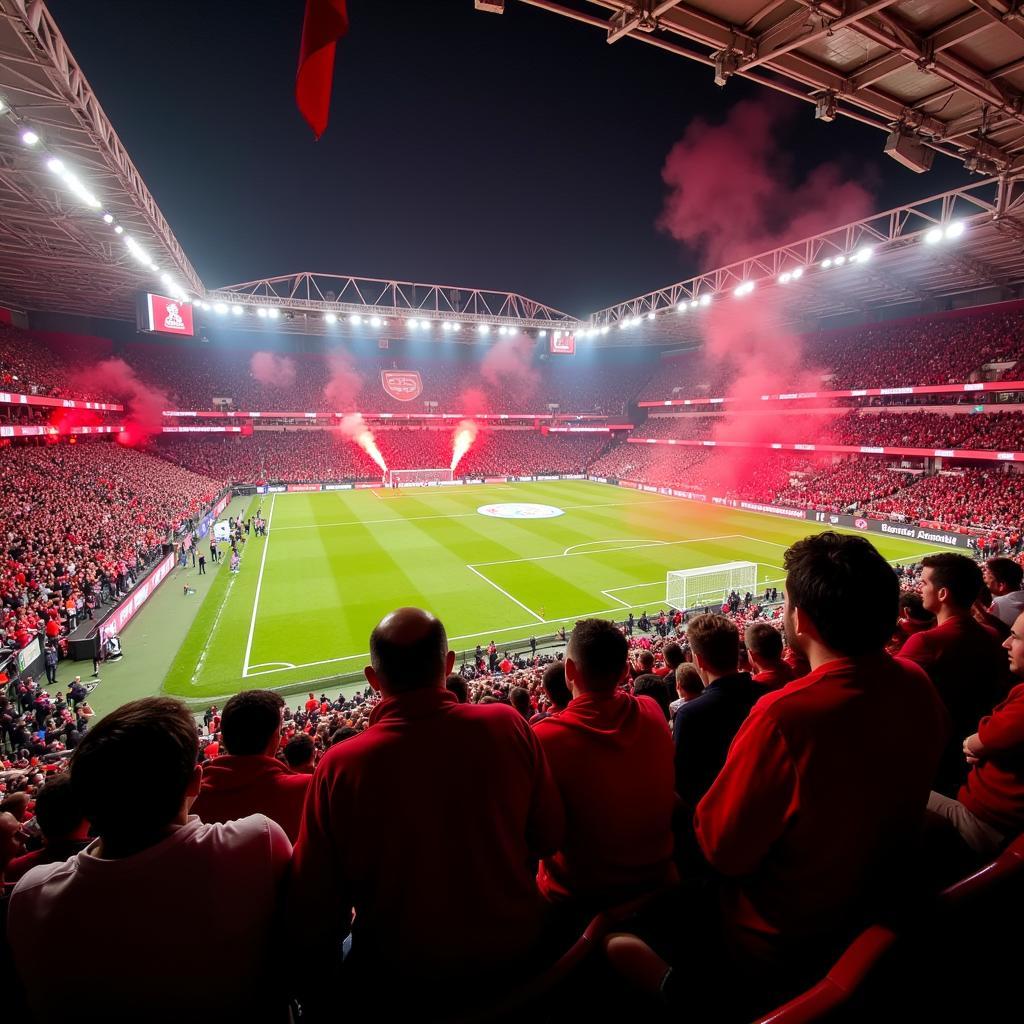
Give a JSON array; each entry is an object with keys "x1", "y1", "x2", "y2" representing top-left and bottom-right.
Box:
[{"x1": 48, "y1": 0, "x2": 972, "y2": 318}]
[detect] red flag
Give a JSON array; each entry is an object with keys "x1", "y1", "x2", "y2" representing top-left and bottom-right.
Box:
[{"x1": 296, "y1": 0, "x2": 349, "y2": 139}]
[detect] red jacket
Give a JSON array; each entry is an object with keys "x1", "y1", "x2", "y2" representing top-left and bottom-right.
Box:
[
  {"x1": 287, "y1": 688, "x2": 563, "y2": 983},
  {"x1": 959, "y1": 681, "x2": 1024, "y2": 836},
  {"x1": 534, "y1": 690, "x2": 675, "y2": 903},
  {"x1": 752, "y1": 662, "x2": 797, "y2": 691},
  {"x1": 191, "y1": 754, "x2": 310, "y2": 842},
  {"x1": 695, "y1": 653, "x2": 948, "y2": 965}
]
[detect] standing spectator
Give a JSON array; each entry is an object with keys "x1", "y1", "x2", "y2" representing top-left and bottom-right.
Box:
[
  {"x1": 7, "y1": 697, "x2": 291, "y2": 1023},
  {"x1": 534, "y1": 619, "x2": 675, "y2": 907},
  {"x1": 2, "y1": 775, "x2": 89, "y2": 884},
  {"x1": 287, "y1": 608, "x2": 563, "y2": 1011},
  {"x1": 900, "y1": 553, "x2": 1009, "y2": 793},
  {"x1": 669, "y1": 663, "x2": 705, "y2": 721},
  {"x1": 43, "y1": 643, "x2": 58, "y2": 687},
  {"x1": 673, "y1": 614, "x2": 760, "y2": 813},
  {"x1": 530, "y1": 660, "x2": 571, "y2": 724},
  {"x1": 744, "y1": 623, "x2": 796, "y2": 691},
  {"x1": 983, "y1": 557, "x2": 1024, "y2": 630},
  {"x1": 445, "y1": 673, "x2": 468, "y2": 704},
  {"x1": 282, "y1": 734, "x2": 316, "y2": 775},
  {"x1": 191, "y1": 690, "x2": 310, "y2": 843}
]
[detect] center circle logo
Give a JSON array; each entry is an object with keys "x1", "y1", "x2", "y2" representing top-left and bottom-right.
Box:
[{"x1": 477, "y1": 503, "x2": 565, "y2": 520}]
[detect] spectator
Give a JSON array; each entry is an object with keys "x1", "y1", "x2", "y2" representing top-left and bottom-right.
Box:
[
  {"x1": 283, "y1": 734, "x2": 316, "y2": 774},
  {"x1": 191, "y1": 690, "x2": 310, "y2": 843},
  {"x1": 900, "y1": 553, "x2": 1009, "y2": 793},
  {"x1": 509, "y1": 685, "x2": 532, "y2": 720},
  {"x1": 669, "y1": 663, "x2": 705, "y2": 720},
  {"x1": 927, "y1": 609, "x2": 1024, "y2": 857},
  {"x1": 984, "y1": 557, "x2": 1024, "y2": 629},
  {"x1": 530, "y1": 660, "x2": 571, "y2": 724},
  {"x1": 634, "y1": 673, "x2": 673, "y2": 721},
  {"x1": 534, "y1": 618, "x2": 675, "y2": 907},
  {"x1": 673, "y1": 614, "x2": 760, "y2": 812},
  {"x1": 287, "y1": 608, "x2": 564, "y2": 1010},
  {"x1": 7, "y1": 697, "x2": 291, "y2": 1023},
  {"x1": 3, "y1": 775, "x2": 89, "y2": 884},
  {"x1": 744, "y1": 622, "x2": 796, "y2": 690},
  {"x1": 888, "y1": 591, "x2": 936, "y2": 654},
  {"x1": 445, "y1": 673, "x2": 468, "y2": 704}
]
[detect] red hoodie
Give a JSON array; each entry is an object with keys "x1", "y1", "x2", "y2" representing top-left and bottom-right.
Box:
[
  {"x1": 191, "y1": 754, "x2": 310, "y2": 842},
  {"x1": 534, "y1": 689, "x2": 675, "y2": 903}
]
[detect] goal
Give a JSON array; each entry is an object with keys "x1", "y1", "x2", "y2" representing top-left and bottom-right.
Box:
[
  {"x1": 666, "y1": 561, "x2": 758, "y2": 612},
  {"x1": 385, "y1": 468, "x2": 455, "y2": 487}
]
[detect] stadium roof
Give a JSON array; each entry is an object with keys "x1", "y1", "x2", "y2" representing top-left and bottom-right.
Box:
[
  {"x1": 0, "y1": 1, "x2": 201, "y2": 319},
  {"x1": 501, "y1": 0, "x2": 1024, "y2": 174}
]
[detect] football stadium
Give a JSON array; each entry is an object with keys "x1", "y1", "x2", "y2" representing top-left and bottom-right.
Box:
[{"x1": 2, "y1": 0, "x2": 1023, "y2": 1020}]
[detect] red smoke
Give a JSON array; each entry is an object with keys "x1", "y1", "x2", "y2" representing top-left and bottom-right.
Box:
[
  {"x1": 338, "y1": 412, "x2": 387, "y2": 473},
  {"x1": 323, "y1": 351, "x2": 363, "y2": 410},
  {"x1": 75, "y1": 357, "x2": 170, "y2": 445},
  {"x1": 658, "y1": 98, "x2": 873, "y2": 266},
  {"x1": 480, "y1": 334, "x2": 538, "y2": 404},
  {"x1": 450, "y1": 419, "x2": 479, "y2": 471},
  {"x1": 250, "y1": 351, "x2": 297, "y2": 389},
  {"x1": 458, "y1": 387, "x2": 489, "y2": 416}
]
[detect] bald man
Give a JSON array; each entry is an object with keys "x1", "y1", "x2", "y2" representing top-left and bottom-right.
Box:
[{"x1": 287, "y1": 608, "x2": 564, "y2": 1010}]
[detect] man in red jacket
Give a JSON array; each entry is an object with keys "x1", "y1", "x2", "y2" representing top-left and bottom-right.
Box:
[
  {"x1": 900, "y1": 552, "x2": 1008, "y2": 793},
  {"x1": 287, "y1": 608, "x2": 564, "y2": 1012},
  {"x1": 927, "y1": 609, "x2": 1024, "y2": 857},
  {"x1": 191, "y1": 689, "x2": 309, "y2": 842},
  {"x1": 534, "y1": 618, "x2": 675, "y2": 908},
  {"x1": 744, "y1": 622, "x2": 796, "y2": 691}
]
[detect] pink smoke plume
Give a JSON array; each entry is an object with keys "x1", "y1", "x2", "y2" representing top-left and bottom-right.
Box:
[
  {"x1": 249, "y1": 351, "x2": 296, "y2": 389},
  {"x1": 458, "y1": 387, "x2": 489, "y2": 416},
  {"x1": 323, "y1": 351, "x2": 363, "y2": 410},
  {"x1": 658, "y1": 97, "x2": 873, "y2": 266},
  {"x1": 480, "y1": 334, "x2": 538, "y2": 402},
  {"x1": 338, "y1": 412, "x2": 387, "y2": 473},
  {"x1": 450, "y1": 419, "x2": 479, "y2": 471},
  {"x1": 75, "y1": 358, "x2": 170, "y2": 446}
]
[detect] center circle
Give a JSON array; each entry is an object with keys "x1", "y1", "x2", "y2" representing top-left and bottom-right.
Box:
[{"x1": 477, "y1": 502, "x2": 565, "y2": 520}]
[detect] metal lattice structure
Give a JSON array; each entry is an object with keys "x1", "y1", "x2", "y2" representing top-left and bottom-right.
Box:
[
  {"x1": 587, "y1": 175, "x2": 1024, "y2": 343},
  {"x1": 495, "y1": 0, "x2": 1024, "y2": 173},
  {"x1": 208, "y1": 272, "x2": 581, "y2": 333},
  {"x1": 0, "y1": 0, "x2": 201, "y2": 318}
]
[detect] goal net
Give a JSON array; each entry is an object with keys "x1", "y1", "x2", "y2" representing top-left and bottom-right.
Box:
[
  {"x1": 666, "y1": 561, "x2": 758, "y2": 612},
  {"x1": 385, "y1": 468, "x2": 455, "y2": 487}
]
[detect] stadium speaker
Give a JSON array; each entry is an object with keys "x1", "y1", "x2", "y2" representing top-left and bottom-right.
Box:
[{"x1": 884, "y1": 130, "x2": 934, "y2": 174}]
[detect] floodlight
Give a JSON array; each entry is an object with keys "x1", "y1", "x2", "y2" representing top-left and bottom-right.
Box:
[
  {"x1": 349, "y1": 314, "x2": 362, "y2": 325},
  {"x1": 821, "y1": 258, "x2": 833, "y2": 268},
  {"x1": 945, "y1": 221, "x2": 965, "y2": 239},
  {"x1": 21, "y1": 130, "x2": 39, "y2": 146},
  {"x1": 257, "y1": 307, "x2": 268, "y2": 318},
  {"x1": 699, "y1": 294, "x2": 711, "y2": 307},
  {"x1": 325, "y1": 313, "x2": 337, "y2": 324},
  {"x1": 370, "y1": 316, "x2": 382, "y2": 327},
  {"x1": 231, "y1": 305, "x2": 243, "y2": 316},
  {"x1": 647, "y1": 311, "x2": 656, "y2": 320},
  {"x1": 214, "y1": 303, "x2": 228, "y2": 314},
  {"x1": 268, "y1": 308, "x2": 279, "y2": 319}
]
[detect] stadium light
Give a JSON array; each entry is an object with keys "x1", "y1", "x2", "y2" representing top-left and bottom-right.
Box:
[
  {"x1": 407, "y1": 318, "x2": 419, "y2": 329},
  {"x1": 834, "y1": 255, "x2": 846, "y2": 266},
  {"x1": 214, "y1": 303, "x2": 228, "y2": 315},
  {"x1": 631, "y1": 316, "x2": 642, "y2": 327},
  {"x1": 699, "y1": 294, "x2": 712, "y2": 307},
  {"x1": 689, "y1": 299, "x2": 699, "y2": 309},
  {"x1": 325, "y1": 312, "x2": 337, "y2": 324},
  {"x1": 102, "y1": 213, "x2": 114, "y2": 224},
  {"x1": 420, "y1": 320, "x2": 431, "y2": 331},
  {"x1": 452, "y1": 323, "x2": 461, "y2": 332},
  {"x1": 231, "y1": 305, "x2": 243, "y2": 316},
  {"x1": 498, "y1": 326, "x2": 508, "y2": 335},
  {"x1": 619, "y1": 320, "x2": 629, "y2": 330},
  {"x1": 268, "y1": 308, "x2": 279, "y2": 319},
  {"x1": 733, "y1": 281, "x2": 755, "y2": 297},
  {"x1": 647, "y1": 311, "x2": 656, "y2": 320},
  {"x1": 792, "y1": 267, "x2": 804, "y2": 280},
  {"x1": 538, "y1": 330, "x2": 547, "y2": 337},
  {"x1": 21, "y1": 130, "x2": 39, "y2": 146},
  {"x1": 779, "y1": 272, "x2": 791, "y2": 284},
  {"x1": 370, "y1": 316, "x2": 382, "y2": 328},
  {"x1": 124, "y1": 236, "x2": 152, "y2": 267},
  {"x1": 854, "y1": 247, "x2": 873, "y2": 263},
  {"x1": 441, "y1": 321, "x2": 451, "y2": 332},
  {"x1": 478, "y1": 324, "x2": 490, "y2": 334},
  {"x1": 114, "y1": 225, "x2": 123, "y2": 234},
  {"x1": 200, "y1": 302, "x2": 210, "y2": 311},
  {"x1": 821, "y1": 257, "x2": 833, "y2": 268},
  {"x1": 349, "y1": 314, "x2": 362, "y2": 325},
  {"x1": 0, "y1": 98, "x2": 5, "y2": 113},
  {"x1": 257, "y1": 307, "x2": 268, "y2": 319},
  {"x1": 677, "y1": 302, "x2": 688, "y2": 311},
  {"x1": 945, "y1": 221, "x2": 965, "y2": 240},
  {"x1": 47, "y1": 156, "x2": 101, "y2": 208},
  {"x1": 601, "y1": 325, "x2": 610, "y2": 335}
]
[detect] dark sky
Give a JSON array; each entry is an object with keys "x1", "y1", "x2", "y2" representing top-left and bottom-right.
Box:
[{"x1": 48, "y1": 0, "x2": 971, "y2": 317}]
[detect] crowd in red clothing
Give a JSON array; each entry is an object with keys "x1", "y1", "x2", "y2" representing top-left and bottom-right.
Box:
[{"x1": 0, "y1": 442, "x2": 221, "y2": 651}]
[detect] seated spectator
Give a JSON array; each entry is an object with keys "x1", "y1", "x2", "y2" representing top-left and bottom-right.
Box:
[
  {"x1": 530, "y1": 660, "x2": 571, "y2": 724},
  {"x1": 744, "y1": 622, "x2": 796, "y2": 691},
  {"x1": 673, "y1": 614, "x2": 760, "y2": 812},
  {"x1": 534, "y1": 619, "x2": 675, "y2": 907},
  {"x1": 510, "y1": 686, "x2": 532, "y2": 720},
  {"x1": 287, "y1": 608, "x2": 564, "y2": 1010},
  {"x1": 3, "y1": 775, "x2": 89, "y2": 884},
  {"x1": 693, "y1": 533, "x2": 948, "y2": 984},
  {"x1": 191, "y1": 689, "x2": 310, "y2": 843},
  {"x1": 445, "y1": 673, "x2": 468, "y2": 704},
  {"x1": 283, "y1": 734, "x2": 316, "y2": 774},
  {"x1": 669, "y1": 663, "x2": 705, "y2": 720},
  {"x1": 630, "y1": 649, "x2": 656, "y2": 680},
  {"x1": 634, "y1": 673, "x2": 673, "y2": 721},
  {"x1": 888, "y1": 591, "x2": 936, "y2": 654},
  {"x1": 660, "y1": 641, "x2": 684, "y2": 678},
  {"x1": 984, "y1": 557, "x2": 1024, "y2": 630},
  {"x1": 8, "y1": 697, "x2": 291, "y2": 1023},
  {"x1": 900, "y1": 553, "x2": 1009, "y2": 794},
  {"x1": 927, "y1": 609, "x2": 1024, "y2": 857}
]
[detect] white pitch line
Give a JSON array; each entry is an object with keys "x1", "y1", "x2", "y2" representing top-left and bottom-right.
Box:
[
  {"x1": 242, "y1": 493, "x2": 276, "y2": 678},
  {"x1": 562, "y1": 538, "x2": 667, "y2": 556},
  {"x1": 471, "y1": 534, "x2": 742, "y2": 569},
  {"x1": 465, "y1": 564, "x2": 545, "y2": 623}
]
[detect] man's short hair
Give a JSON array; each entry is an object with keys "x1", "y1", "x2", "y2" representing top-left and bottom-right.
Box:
[
  {"x1": 283, "y1": 733, "x2": 315, "y2": 768},
  {"x1": 446, "y1": 674, "x2": 468, "y2": 704},
  {"x1": 541, "y1": 661, "x2": 571, "y2": 710},
  {"x1": 922, "y1": 552, "x2": 983, "y2": 609},
  {"x1": 662, "y1": 641, "x2": 684, "y2": 670},
  {"x1": 329, "y1": 727, "x2": 359, "y2": 746},
  {"x1": 633, "y1": 674, "x2": 671, "y2": 720},
  {"x1": 33, "y1": 775, "x2": 85, "y2": 842},
  {"x1": 509, "y1": 687, "x2": 531, "y2": 717},
  {"x1": 567, "y1": 619, "x2": 628, "y2": 692},
  {"x1": 369, "y1": 611, "x2": 448, "y2": 693},
  {"x1": 221, "y1": 690, "x2": 284, "y2": 756},
  {"x1": 898, "y1": 591, "x2": 933, "y2": 624},
  {"x1": 986, "y1": 557, "x2": 1024, "y2": 593},
  {"x1": 71, "y1": 697, "x2": 197, "y2": 841},
  {"x1": 745, "y1": 622, "x2": 783, "y2": 661},
  {"x1": 637, "y1": 650, "x2": 655, "y2": 671},
  {"x1": 676, "y1": 662, "x2": 705, "y2": 698},
  {"x1": 785, "y1": 532, "x2": 897, "y2": 656},
  {"x1": 686, "y1": 614, "x2": 740, "y2": 675}
]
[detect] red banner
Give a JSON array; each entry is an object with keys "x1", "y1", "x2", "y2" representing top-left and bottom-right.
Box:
[
  {"x1": 144, "y1": 293, "x2": 195, "y2": 337},
  {"x1": 380, "y1": 370, "x2": 423, "y2": 402},
  {"x1": 550, "y1": 333, "x2": 575, "y2": 355},
  {"x1": 0, "y1": 424, "x2": 124, "y2": 438},
  {"x1": 0, "y1": 392, "x2": 122, "y2": 412}
]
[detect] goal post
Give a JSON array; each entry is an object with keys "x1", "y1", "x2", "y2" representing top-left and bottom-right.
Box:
[
  {"x1": 385, "y1": 468, "x2": 455, "y2": 487},
  {"x1": 666, "y1": 561, "x2": 758, "y2": 612}
]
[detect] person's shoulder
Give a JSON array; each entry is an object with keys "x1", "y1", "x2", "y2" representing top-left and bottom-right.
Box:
[{"x1": 10, "y1": 854, "x2": 78, "y2": 902}]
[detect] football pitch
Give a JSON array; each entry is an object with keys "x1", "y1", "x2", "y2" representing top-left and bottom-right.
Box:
[{"x1": 162, "y1": 479, "x2": 943, "y2": 702}]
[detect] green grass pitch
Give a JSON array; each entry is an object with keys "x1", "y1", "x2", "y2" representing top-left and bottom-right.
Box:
[{"x1": 161, "y1": 479, "x2": 943, "y2": 703}]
